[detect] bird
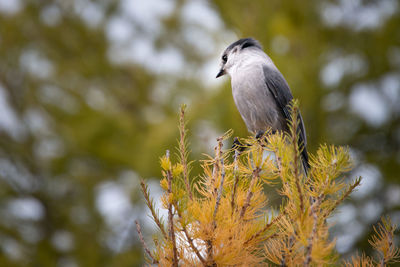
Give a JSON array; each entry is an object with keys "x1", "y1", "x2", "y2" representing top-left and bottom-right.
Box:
[{"x1": 216, "y1": 37, "x2": 310, "y2": 175}]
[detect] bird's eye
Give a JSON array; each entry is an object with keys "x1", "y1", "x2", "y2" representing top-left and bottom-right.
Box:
[{"x1": 222, "y1": 55, "x2": 228, "y2": 62}]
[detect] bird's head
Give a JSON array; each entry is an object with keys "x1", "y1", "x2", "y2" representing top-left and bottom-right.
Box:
[{"x1": 216, "y1": 38, "x2": 262, "y2": 78}]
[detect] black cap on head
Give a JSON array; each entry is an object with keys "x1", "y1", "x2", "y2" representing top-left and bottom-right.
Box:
[
  {"x1": 216, "y1": 38, "x2": 262, "y2": 79},
  {"x1": 226, "y1": 38, "x2": 262, "y2": 51}
]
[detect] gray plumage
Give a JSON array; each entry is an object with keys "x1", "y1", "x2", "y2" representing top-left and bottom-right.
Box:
[{"x1": 216, "y1": 38, "x2": 309, "y2": 174}]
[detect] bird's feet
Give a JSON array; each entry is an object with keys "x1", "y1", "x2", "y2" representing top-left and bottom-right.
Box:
[
  {"x1": 255, "y1": 130, "x2": 265, "y2": 140},
  {"x1": 255, "y1": 129, "x2": 277, "y2": 144},
  {"x1": 255, "y1": 130, "x2": 269, "y2": 145},
  {"x1": 232, "y1": 137, "x2": 249, "y2": 152}
]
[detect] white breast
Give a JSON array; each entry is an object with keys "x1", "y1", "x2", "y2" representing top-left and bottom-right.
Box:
[{"x1": 230, "y1": 54, "x2": 283, "y2": 133}]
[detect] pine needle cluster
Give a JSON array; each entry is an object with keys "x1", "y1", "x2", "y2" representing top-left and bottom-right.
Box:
[{"x1": 135, "y1": 102, "x2": 399, "y2": 266}]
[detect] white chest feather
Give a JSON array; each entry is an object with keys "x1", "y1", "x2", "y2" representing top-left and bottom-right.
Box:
[{"x1": 230, "y1": 63, "x2": 283, "y2": 133}]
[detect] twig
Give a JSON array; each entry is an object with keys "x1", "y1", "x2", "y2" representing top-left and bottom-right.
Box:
[
  {"x1": 214, "y1": 139, "x2": 224, "y2": 191},
  {"x1": 274, "y1": 148, "x2": 284, "y2": 181},
  {"x1": 210, "y1": 139, "x2": 223, "y2": 196},
  {"x1": 240, "y1": 167, "x2": 261, "y2": 218},
  {"x1": 184, "y1": 226, "x2": 205, "y2": 265},
  {"x1": 206, "y1": 137, "x2": 224, "y2": 266},
  {"x1": 179, "y1": 105, "x2": 192, "y2": 200},
  {"x1": 322, "y1": 177, "x2": 361, "y2": 220},
  {"x1": 213, "y1": 156, "x2": 225, "y2": 224},
  {"x1": 304, "y1": 198, "x2": 320, "y2": 266},
  {"x1": 166, "y1": 150, "x2": 179, "y2": 267},
  {"x1": 244, "y1": 213, "x2": 282, "y2": 245},
  {"x1": 135, "y1": 220, "x2": 159, "y2": 264},
  {"x1": 140, "y1": 179, "x2": 168, "y2": 240},
  {"x1": 230, "y1": 149, "x2": 240, "y2": 214},
  {"x1": 175, "y1": 205, "x2": 206, "y2": 266}
]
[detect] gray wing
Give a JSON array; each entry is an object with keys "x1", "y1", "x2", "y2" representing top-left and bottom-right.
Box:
[{"x1": 262, "y1": 65, "x2": 310, "y2": 173}]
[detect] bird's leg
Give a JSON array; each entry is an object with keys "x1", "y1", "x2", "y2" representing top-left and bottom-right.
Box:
[
  {"x1": 255, "y1": 130, "x2": 265, "y2": 140},
  {"x1": 256, "y1": 129, "x2": 277, "y2": 140},
  {"x1": 255, "y1": 130, "x2": 269, "y2": 145},
  {"x1": 232, "y1": 137, "x2": 249, "y2": 152},
  {"x1": 256, "y1": 129, "x2": 278, "y2": 138},
  {"x1": 255, "y1": 129, "x2": 279, "y2": 147},
  {"x1": 232, "y1": 129, "x2": 278, "y2": 152}
]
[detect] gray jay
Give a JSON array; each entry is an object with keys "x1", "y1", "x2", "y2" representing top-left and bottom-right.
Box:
[{"x1": 216, "y1": 38, "x2": 309, "y2": 174}]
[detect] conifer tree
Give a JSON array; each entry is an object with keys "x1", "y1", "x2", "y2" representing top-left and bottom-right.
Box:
[{"x1": 136, "y1": 102, "x2": 399, "y2": 266}]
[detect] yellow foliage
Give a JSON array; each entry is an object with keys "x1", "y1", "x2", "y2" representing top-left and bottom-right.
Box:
[
  {"x1": 172, "y1": 163, "x2": 184, "y2": 177},
  {"x1": 136, "y1": 103, "x2": 399, "y2": 266},
  {"x1": 368, "y1": 217, "x2": 400, "y2": 265},
  {"x1": 160, "y1": 178, "x2": 168, "y2": 191},
  {"x1": 160, "y1": 155, "x2": 172, "y2": 171}
]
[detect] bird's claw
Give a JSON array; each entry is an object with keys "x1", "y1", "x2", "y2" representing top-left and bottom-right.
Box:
[
  {"x1": 255, "y1": 130, "x2": 265, "y2": 140},
  {"x1": 232, "y1": 137, "x2": 247, "y2": 152}
]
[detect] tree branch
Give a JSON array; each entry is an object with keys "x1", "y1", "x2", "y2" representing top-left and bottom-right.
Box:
[
  {"x1": 135, "y1": 220, "x2": 158, "y2": 264},
  {"x1": 231, "y1": 149, "x2": 240, "y2": 214},
  {"x1": 175, "y1": 206, "x2": 206, "y2": 266},
  {"x1": 166, "y1": 150, "x2": 179, "y2": 267},
  {"x1": 213, "y1": 156, "x2": 225, "y2": 224},
  {"x1": 304, "y1": 198, "x2": 320, "y2": 266},
  {"x1": 178, "y1": 104, "x2": 192, "y2": 200},
  {"x1": 139, "y1": 179, "x2": 168, "y2": 240},
  {"x1": 240, "y1": 167, "x2": 261, "y2": 218},
  {"x1": 244, "y1": 213, "x2": 282, "y2": 245}
]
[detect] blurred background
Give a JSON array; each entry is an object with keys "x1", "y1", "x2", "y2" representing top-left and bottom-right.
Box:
[{"x1": 0, "y1": 0, "x2": 399, "y2": 266}]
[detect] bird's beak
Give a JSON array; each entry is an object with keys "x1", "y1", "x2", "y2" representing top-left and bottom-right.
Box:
[{"x1": 216, "y1": 68, "x2": 225, "y2": 78}]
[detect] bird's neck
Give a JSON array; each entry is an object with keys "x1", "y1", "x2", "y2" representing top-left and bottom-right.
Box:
[{"x1": 231, "y1": 50, "x2": 274, "y2": 75}]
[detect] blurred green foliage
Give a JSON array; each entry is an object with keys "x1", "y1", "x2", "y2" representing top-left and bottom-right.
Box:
[{"x1": 0, "y1": 0, "x2": 399, "y2": 266}]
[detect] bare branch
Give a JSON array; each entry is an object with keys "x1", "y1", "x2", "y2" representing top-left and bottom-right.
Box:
[
  {"x1": 140, "y1": 179, "x2": 168, "y2": 240},
  {"x1": 210, "y1": 138, "x2": 223, "y2": 197},
  {"x1": 213, "y1": 156, "x2": 225, "y2": 223},
  {"x1": 175, "y1": 206, "x2": 206, "y2": 266},
  {"x1": 135, "y1": 220, "x2": 159, "y2": 264},
  {"x1": 244, "y1": 213, "x2": 282, "y2": 245},
  {"x1": 323, "y1": 177, "x2": 361, "y2": 220},
  {"x1": 240, "y1": 167, "x2": 261, "y2": 218},
  {"x1": 231, "y1": 149, "x2": 240, "y2": 214},
  {"x1": 206, "y1": 137, "x2": 224, "y2": 266},
  {"x1": 304, "y1": 198, "x2": 320, "y2": 266}
]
